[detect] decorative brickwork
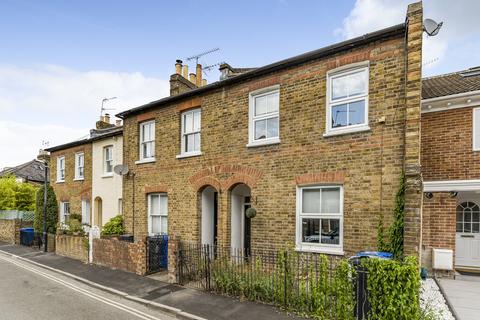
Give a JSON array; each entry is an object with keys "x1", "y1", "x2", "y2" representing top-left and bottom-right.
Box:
[
  {"x1": 421, "y1": 193, "x2": 457, "y2": 271},
  {"x1": 55, "y1": 234, "x2": 88, "y2": 262},
  {"x1": 92, "y1": 238, "x2": 147, "y2": 275}
]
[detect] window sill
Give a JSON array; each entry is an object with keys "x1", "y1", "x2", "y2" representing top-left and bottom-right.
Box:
[
  {"x1": 73, "y1": 178, "x2": 84, "y2": 181},
  {"x1": 295, "y1": 246, "x2": 344, "y2": 256},
  {"x1": 246, "y1": 138, "x2": 281, "y2": 148},
  {"x1": 135, "y1": 158, "x2": 156, "y2": 165},
  {"x1": 101, "y1": 173, "x2": 113, "y2": 178},
  {"x1": 176, "y1": 151, "x2": 202, "y2": 159},
  {"x1": 323, "y1": 125, "x2": 371, "y2": 137},
  {"x1": 56, "y1": 180, "x2": 65, "y2": 184}
]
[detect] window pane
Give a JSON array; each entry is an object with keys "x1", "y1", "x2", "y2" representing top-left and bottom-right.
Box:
[
  {"x1": 348, "y1": 71, "x2": 367, "y2": 97},
  {"x1": 150, "y1": 195, "x2": 159, "y2": 215},
  {"x1": 254, "y1": 119, "x2": 267, "y2": 140},
  {"x1": 321, "y1": 219, "x2": 340, "y2": 245},
  {"x1": 254, "y1": 95, "x2": 267, "y2": 116},
  {"x1": 473, "y1": 212, "x2": 480, "y2": 223},
  {"x1": 193, "y1": 110, "x2": 201, "y2": 131},
  {"x1": 456, "y1": 223, "x2": 463, "y2": 233},
  {"x1": 266, "y1": 117, "x2": 279, "y2": 138},
  {"x1": 186, "y1": 133, "x2": 195, "y2": 152},
  {"x1": 321, "y1": 188, "x2": 340, "y2": 213},
  {"x1": 160, "y1": 195, "x2": 168, "y2": 215},
  {"x1": 456, "y1": 212, "x2": 463, "y2": 223},
  {"x1": 465, "y1": 211, "x2": 472, "y2": 223},
  {"x1": 106, "y1": 161, "x2": 112, "y2": 173},
  {"x1": 151, "y1": 216, "x2": 161, "y2": 234},
  {"x1": 332, "y1": 76, "x2": 348, "y2": 100},
  {"x1": 142, "y1": 124, "x2": 149, "y2": 141},
  {"x1": 149, "y1": 123, "x2": 155, "y2": 140},
  {"x1": 194, "y1": 132, "x2": 201, "y2": 151},
  {"x1": 302, "y1": 218, "x2": 319, "y2": 243},
  {"x1": 184, "y1": 112, "x2": 193, "y2": 133},
  {"x1": 332, "y1": 104, "x2": 348, "y2": 128},
  {"x1": 465, "y1": 222, "x2": 472, "y2": 233},
  {"x1": 473, "y1": 223, "x2": 479, "y2": 233},
  {"x1": 266, "y1": 92, "x2": 279, "y2": 113},
  {"x1": 348, "y1": 100, "x2": 365, "y2": 125},
  {"x1": 161, "y1": 216, "x2": 168, "y2": 234},
  {"x1": 302, "y1": 189, "x2": 320, "y2": 213}
]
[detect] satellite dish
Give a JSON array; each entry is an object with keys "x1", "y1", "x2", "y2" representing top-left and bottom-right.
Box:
[
  {"x1": 423, "y1": 19, "x2": 443, "y2": 36},
  {"x1": 114, "y1": 164, "x2": 129, "y2": 176}
]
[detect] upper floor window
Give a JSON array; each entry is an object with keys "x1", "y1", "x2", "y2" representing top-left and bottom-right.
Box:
[
  {"x1": 74, "y1": 152, "x2": 84, "y2": 180},
  {"x1": 473, "y1": 108, "x2": 480, "y2": 151},
  {"x1": 139, "y1": 121, "x2": 155, "y2": 161},
  {"x1": 248, "y1": 86, "x2": 280, "y2": 147},
  {"x1": 148, "y1": 193, "x2": 168, "y2": 235},
  {"x1": 326, "y1": 64, "x2": 369, "y2": 136},
  {"x1": 104, "y1": 146, "x2": 113, "y2": 174},
  {"x1": 57, "y1": 156, "x2": 65, "y2": 182},
  {"x1": 296, "y1": 185, "x2": 343, "y2": 254},
  {"x1": 180, "y1": 109, "x2": 201, "y2": 156}
]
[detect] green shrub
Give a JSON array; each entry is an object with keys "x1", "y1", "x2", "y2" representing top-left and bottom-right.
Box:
[
  {"x1": 364, "y1": 256, "x2": 420, "y2": 320},
  {"x1": 101, "y1": 215, "x2": 125, "y2": 236},
  {"x1": 68, "y1": 218, "x2": 83, "y2": 235},
  {"x1": 34, "y1": 184, "x2": 58, "y2": 234},
  {"x1": 69, "y1": 213, "x2": 82, "y2": 223}
]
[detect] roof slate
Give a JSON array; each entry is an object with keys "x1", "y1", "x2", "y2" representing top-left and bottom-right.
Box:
[
  {"x1": 0, "y1": 159, "x2": 46, "y2": 183},
  {"x1": 422, "y1": 67, "x2": 480, "y2": 99}
]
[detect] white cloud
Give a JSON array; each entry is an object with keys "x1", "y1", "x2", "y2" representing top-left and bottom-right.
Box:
[
  {"x1": 0, "y1": 64, "x2": 169, "y2": 168},
  {"x1": 335, "y1": 0, "x2": 480, "y2": 75}
]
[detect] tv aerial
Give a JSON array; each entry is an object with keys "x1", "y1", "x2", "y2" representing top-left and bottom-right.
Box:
[
  {"x1": 423, "y1": 19, "x2": 443, "y2": 36},
  {"x1": 186, "y1": 47, "x2": 220, "y2": 65},
  {"x1": 202, "y1": 62, "x2": 224, "y2": 76},
  {"x1": 100, "y1": 96, "x2": 117, "y2": 117}
]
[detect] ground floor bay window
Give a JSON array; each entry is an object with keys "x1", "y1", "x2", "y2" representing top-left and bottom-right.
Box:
[{"x1": 296, "y1": 185, "x2": 343, "y2": 254}]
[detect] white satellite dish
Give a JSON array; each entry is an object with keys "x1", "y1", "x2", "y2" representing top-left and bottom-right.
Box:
[
  {"x1": 114, "y1": 164, "x2": 129, "y2": 176},
  {"x1": 423, "y1": 19, "x2": 443, "y2": 36}
]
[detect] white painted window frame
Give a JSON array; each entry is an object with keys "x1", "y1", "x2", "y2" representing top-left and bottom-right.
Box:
[
  {"x1": 57, "y1": 156, "x2": 65, "y2": 183},
  {"x1": 74, "y1": 152, "x2": 84, "y2": 180},
  {"x1": 178, "y1": 108, "x2": 202, "y2": 158},
  {"x1": 147, "y1": 193, "x2": 168, "y2": 236},
  {"x1": 295, "y1": 185, "x2": 344, "y2": 255},
  {"x1": 139, "y1": 120, "x2": 155, "y2": 162},
  {"x1": 473, "y1": 107, "x2": 480, "y2": 151},
  {"x1": 60, "y1": 201, "x2": 70, "y2": 223},
  {"x1": 81, "y1": 199, "x2": 90, "y2": 225},
  {"x1": 324, "y1": 62, "x2": 370, "y2": 137},
  {"x1": 103, "y1": 145, "x2": 113, "y2": 175},
  {"x1": 247, "y1": 85, "x2": 281, "y2": 147}
]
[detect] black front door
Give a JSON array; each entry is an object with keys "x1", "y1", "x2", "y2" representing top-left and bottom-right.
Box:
[{"x1": 244, "y1": 196, "x2": 251, "y2": 255}]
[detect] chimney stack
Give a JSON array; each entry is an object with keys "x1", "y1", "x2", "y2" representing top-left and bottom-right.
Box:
[
  {"x1": 182, "y1": 65, "x2": 189, "y2": 78},
  {"x1": 189, "y1": 73, "x2": 197, "y2": 84},
  {"x1": 196, "y1": 64, "x2": 202, "y2": 87},
  {"x1": 175, "y1": 60, "x2": 183, "y2": 75}
]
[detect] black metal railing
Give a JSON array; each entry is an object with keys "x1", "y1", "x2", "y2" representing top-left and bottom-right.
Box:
[{"x1": 177, "y1": 242, "x2": 363, "y2": 319}]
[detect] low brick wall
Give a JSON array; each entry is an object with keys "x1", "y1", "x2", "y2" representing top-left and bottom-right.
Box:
[
  {"x1": 93, "y1": 238, "x2": 146, "y2": 275},
  {"x1": 0, "y1": 219, "x2": 32, "y2": 244},
  {"x1": 55, "y1": 234, "x2": 88, "y2": 262}
]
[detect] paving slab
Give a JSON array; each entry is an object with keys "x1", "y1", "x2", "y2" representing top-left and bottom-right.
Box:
[{"x1": 439, "y1": 277, "x2": 480, "y2": 320}]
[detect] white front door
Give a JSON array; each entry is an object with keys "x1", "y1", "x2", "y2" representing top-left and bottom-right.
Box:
[{"x1": 456, "y1": 201, "x2": 480, "y2": 268}]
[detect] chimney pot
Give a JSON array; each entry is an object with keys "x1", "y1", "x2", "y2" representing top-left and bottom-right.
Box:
[
  {"x1": 202, "y1": 79, "x2": 207, "y2": 87},
  {"x1": 104, "y1": 113, "x2": 110, "y2": 124},
  {"x1": 175, "y1": 60, "x2": 182, "y2": 75},
  {"x1": 196, "y1": 64, "x2": 202, "y2": 87},
  {"x1": 116, "y1": 119, "x2": 122, "y2": 126},
  {"x1": 182, "y1": 65, "x2": 189, "y2": 78},
  {"x1": 189, "y1": 73, "x2": 197, "y2": 85}
]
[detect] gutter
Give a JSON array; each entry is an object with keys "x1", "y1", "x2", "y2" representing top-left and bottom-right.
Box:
[
  {"x1": 116, "y1": 23, "x2": 406, "y2": 119},
  {"x1": 45, "y1": 128, "x2": 123, "y2": 153}
]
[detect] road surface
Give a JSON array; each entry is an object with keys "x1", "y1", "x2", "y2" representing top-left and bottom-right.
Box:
[{"x1": 0, "y1": 253, "x2": 175, "y2": 320}]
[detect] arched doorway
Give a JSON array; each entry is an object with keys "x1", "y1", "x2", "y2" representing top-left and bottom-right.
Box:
[
  {"x1": 230, "y1": 184, "x2": 251, "y2": 254},
  {"x1": 94, "y1": 197, "x2": 103, "y2": 227},
  {"x1": 201, "y1": 186, "x2": 218, "y2": 248}
]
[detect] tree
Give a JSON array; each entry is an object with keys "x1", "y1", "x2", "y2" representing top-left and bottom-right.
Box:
[
  {"x1": 34, "y1": 184, "x2": 58, "y2": 234},
  {"x1": 0, "y1": 176, "x2": 17, "y2": 210},
  {"x1": 16, "y1": 183, "x2": 37, "y2": 211}
]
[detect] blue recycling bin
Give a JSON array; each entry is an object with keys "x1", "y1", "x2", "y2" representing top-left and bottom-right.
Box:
[
  {"x1": 20, "y1": 228, "x2": 34, "y2": 246},
  {"x1": 356, "y1": 251, "x2": 393, "y2": 259},
  {"x1": 160, "y1": 234, "x2": 168, "y2": 269}
]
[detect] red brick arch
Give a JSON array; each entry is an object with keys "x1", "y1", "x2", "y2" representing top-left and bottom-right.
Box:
[
  {"x1": 221, "y1": 173, "x2": 257, "y2": 191},
  {"x1": 192, "y1": 176, "x2": 222, "y2": 192}
]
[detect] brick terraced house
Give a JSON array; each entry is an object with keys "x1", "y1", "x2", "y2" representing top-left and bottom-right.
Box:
[
  {"x1": 116, "y1": 3, "x2": 424, "y2": 272},
  {"x1": 421, "y1": 66, "x2": 480, "y2": 272},
  {"x1": 46, "y1": 116, "x2": 123, "y2": 227}
]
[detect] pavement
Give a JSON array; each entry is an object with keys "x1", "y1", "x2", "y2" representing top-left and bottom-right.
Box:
[
  {"x1": 0, "y1": 254, "x2": 176, "y2": 320},
  {"x1": 438, "y1": 275, "x2": 480, "y2": 320},
  {"x1": 0, "y1": 242, "x2": 301, "y2": 320}
]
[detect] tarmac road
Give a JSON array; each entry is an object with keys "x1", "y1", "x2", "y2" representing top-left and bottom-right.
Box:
[{"x1": 0, "y1": 254, "x2": 175, "y2": 320}]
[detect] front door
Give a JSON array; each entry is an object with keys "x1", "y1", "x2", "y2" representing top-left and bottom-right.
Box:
[
  {"x1": 456, "y1": 201, "x2": 480, "y2": 268},
  {"x1": 244, "y1": 196, "x2": 251, "y2": 256}
]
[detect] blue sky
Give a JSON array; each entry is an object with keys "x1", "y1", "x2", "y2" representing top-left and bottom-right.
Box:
[{"x1": 0, "y1": 0, "x2": 479, "y2": 167}]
